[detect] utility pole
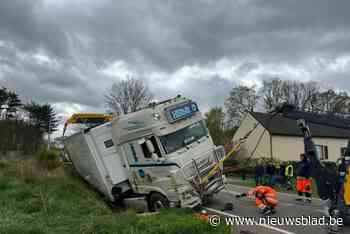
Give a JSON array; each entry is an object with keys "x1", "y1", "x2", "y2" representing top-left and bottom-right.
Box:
[{"x1": 47, "y1": 116, "x2": 63, "y2": 150}]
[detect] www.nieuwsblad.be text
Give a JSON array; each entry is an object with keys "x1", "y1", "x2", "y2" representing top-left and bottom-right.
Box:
[{"x1": 209, "y1": 215, "x2": 343, "y2": 227}]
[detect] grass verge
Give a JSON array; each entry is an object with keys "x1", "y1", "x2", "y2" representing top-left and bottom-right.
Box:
[{"x1": 0, "y1": 160, "x2": 230, "y2": 234}]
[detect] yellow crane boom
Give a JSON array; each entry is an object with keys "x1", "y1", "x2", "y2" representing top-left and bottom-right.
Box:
[{"x1": 63, "y1": 113, "x2": 113, "y2": 136}]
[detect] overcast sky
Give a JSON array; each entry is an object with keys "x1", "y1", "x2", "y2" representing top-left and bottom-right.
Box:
[{"x1": 1, "y1": 0, "x2": 350, "y2": 120}]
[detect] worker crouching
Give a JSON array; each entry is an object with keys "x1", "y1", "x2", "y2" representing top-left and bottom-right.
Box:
[{"x1": 236, "y1": 186, "x2": 278, "y2": 215}]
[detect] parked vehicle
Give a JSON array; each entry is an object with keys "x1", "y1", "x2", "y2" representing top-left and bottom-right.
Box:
[{"x1": 63, "y1": 96, "x2": 225, "y2": 211}]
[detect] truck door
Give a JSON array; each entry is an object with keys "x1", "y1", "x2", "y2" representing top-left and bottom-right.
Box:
[
  {"x1": 123, "y1": 136, "x2": 163, "y2": 164},
  {"x1": 92, "y1": 126, "x2": 128, "y2": 184},
  {"x1": 122, "y1": 136, "x2": 163, "y2": 186}
]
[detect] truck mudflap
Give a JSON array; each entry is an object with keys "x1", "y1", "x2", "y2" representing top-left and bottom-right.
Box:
[{"x1": 181, "y1": 146, "x2": 226, "y2": 200}]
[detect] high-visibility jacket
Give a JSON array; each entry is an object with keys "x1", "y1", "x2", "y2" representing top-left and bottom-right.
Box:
[
  {"x1": 246, "y1": 186, "x2": 278, "y2": 209},
  {"x1": 344, "y1": 166, "x2": 350, "y2": 205},
  {"x1": 285, "y1": 164, "x2": 294, "y2": 177},
  {"x1": 247, "y1": 186, "x2": 276, "y2": 197}
]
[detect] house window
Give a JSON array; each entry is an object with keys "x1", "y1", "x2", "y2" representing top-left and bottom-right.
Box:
[{"x1": 315, "y1": 145, "x2": 328, "y2": 160}]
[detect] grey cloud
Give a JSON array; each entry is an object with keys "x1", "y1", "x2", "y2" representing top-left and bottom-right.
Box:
[
  {"x1": 1, "y1": 0, "x2": 350, "y2": 115},
  {"x1": 0, "y1": 0, "x2": 69, "y2": 59},
  {"x1": 236, "y1": 62, "x2": 260, "y2": 76},
  {"x1": 3, "y1": 0, "x2": 350, "y2": 68},
  {"x1": 151, "y1": 76, "x2": 236, "y2": 112},
  {"x1": 0, "y1": 44, "x2": 106, "y2": 108}
]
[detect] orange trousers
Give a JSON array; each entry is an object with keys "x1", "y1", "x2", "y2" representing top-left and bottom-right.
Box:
[{"x1": 297, "y1": 178, "x2": 312, "y2": 193}]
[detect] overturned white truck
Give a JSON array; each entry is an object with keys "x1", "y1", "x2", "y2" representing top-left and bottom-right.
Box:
[{"x1": 63, "y1": 96, "x2": 225, "y2": 211}]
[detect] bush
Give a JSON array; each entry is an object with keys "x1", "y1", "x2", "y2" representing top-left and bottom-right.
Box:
[
  {"x1": 0, "y1": 160, "x2": 8, "y2": 169},
  {"x1": 0, "y1": 120, "x2": 43, "y2": 154},
  {"x1": 16, "y1": 160, "x2": 40, "y2": 183},
  {"x1": 228, "y1": 159, "x2": 338, "y2": 179},
  {"x1": 224, "y1": 157, "x2": 283, "y2": 176},
  {"x1": 36, "y1": 149, "x2": 61, "y2": 170}
]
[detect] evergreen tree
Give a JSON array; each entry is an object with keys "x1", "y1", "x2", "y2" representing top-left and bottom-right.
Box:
[
  {"x1": 7, "y1": 91, "x2": 22, "y2": 111},
  {"x1": 39, "y1": 103, "x2": 59, "y2": 133},
  {"x1": 0, "y1": 87, "x2": 8, "y2": 105},
  {"x1": 24, "y1": 102, "x2": 58, "y2": 133}
]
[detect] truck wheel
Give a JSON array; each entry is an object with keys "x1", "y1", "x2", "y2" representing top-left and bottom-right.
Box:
[{"x1": 148, "y1": 193, "x2": 169, "y2": 212}]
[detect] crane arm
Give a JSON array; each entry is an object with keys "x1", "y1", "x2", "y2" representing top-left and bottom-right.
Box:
[{"x1": 297, "y1": 119, "x2": 339, "y2": 209}]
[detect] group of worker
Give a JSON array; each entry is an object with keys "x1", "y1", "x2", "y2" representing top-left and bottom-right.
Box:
[
  {"x1": 236, "y1": 153, "x2": 313, "y2": 215},
  {"x1": 254, "y1": 160, "x2": 295, "y2": 190}
]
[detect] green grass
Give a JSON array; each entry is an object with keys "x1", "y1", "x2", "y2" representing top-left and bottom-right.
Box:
[{"x1": 0, "y1": 160, "x2": 230, "y2": 234}]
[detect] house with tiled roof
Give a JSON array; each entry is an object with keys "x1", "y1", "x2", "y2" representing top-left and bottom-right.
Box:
[{"x1": 233, "y1": 111, "x2": 350, "y2": 162}]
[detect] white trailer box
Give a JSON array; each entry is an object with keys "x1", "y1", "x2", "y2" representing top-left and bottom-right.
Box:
[
  {"x1": 64, "y1": 96, "x2": 225, "y2": 211},
  {"x1": 64, "y1": 122, "x2": 130, "y2": 201}
]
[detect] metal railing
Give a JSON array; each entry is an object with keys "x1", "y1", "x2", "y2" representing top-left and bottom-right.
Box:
[{"x1": 181, "y1": 146, "x2": 225, "y2": 198}]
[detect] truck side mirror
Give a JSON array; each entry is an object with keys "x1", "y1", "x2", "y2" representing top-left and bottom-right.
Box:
[
  {"x1": 146, "y1": 140, "x2": 155, "y2": 153},
  {"x1": 151, "y1": 153, "x2": 159, "y2": 161},
  {"x1": 146, "y1": 140, "x2": 161, "y2": 161}
]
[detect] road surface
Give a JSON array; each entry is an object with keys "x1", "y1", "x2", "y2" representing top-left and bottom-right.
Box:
[{"x1": 205, "y1": 184, "x2": 350, "y2": 234}]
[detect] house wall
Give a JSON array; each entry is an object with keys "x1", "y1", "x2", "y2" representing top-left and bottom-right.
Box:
[
  {"x1": 233, "y1": 113, "x2": 349, "y2": 162},
  {"x1": 271, "y1": 136, "x2": 348, "y2": 162},
  {"x1": 233, "y1": 113, "x2": 272, "y2": 159}
]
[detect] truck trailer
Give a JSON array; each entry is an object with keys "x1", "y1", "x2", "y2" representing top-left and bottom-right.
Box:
[{"x1": 63, "y1": 96, "x2": 225, "y2": 211}]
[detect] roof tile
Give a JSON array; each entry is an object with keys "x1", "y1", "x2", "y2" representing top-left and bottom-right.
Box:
[{"x1": 250, "y1": 111, "x2": 350, "y2": 139}]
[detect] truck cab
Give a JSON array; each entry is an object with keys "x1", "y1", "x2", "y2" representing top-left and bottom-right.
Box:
[{"x1": 111, "y1": 96, "x2": 225, "y2": 210}]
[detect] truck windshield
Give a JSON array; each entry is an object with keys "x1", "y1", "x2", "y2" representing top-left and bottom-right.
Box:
[{"x1": 159, "y1": 121, "x2": 208, "y2": 154}]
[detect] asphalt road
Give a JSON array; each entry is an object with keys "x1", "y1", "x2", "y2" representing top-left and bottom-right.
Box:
[{"x1": 205, "y1": 184, "x2": 350, "y2": 234}]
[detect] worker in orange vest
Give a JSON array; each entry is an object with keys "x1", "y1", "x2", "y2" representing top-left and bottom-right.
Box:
[
  {"x1": 296, "y1": 153, "x2": 312, "y2": 203},
  {"x1": 236, "y1": 186, "x2": 278, "y2": 215}
]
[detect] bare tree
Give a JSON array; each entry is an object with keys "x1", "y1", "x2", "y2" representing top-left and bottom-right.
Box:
[
  {"x1": 281, "y1": 80, "x2": 320, "y2": 111},
  {"x1": 312, "y1": 89, "x2": 350, "y2": 116},
  {"x1": 301, "y1": 81, "x2": 320, "y2": 112},
  {"x1": 105, "y1": 77, "x2": 154, "y2": 114},
  {"x1": 260, "y1": 78, "x2": 320, "y2": 112},
  {"x1": 281, "y1": 80, "x2": 300, "y2": 107},
  {"x1": 333, "y1": 92, "x2": 350, "y2": 115},
  {"x1": 225, "y1": 85, "x2": 258, "y2": 127},
  {"x1": 260, "y1": 78, "x2": 284, "y2": 112}
]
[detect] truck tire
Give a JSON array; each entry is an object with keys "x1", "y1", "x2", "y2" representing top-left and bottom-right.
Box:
[
  {"x1": 148, "y1": 193, "x2": 169, "y2": 212},
  {"x1": 112, "y1": 187, "x2": 123, "y2": 201}
]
